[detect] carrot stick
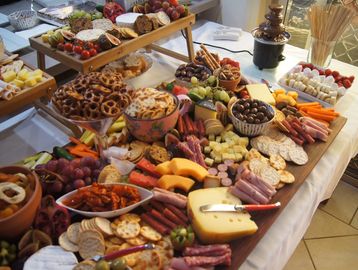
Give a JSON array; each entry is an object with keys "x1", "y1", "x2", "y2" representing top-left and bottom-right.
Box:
[
  {"x1": 306, "y1": 112, "x2": 335, "y2": 122},
  {"x1": 68, "y1": 148, "x2": 98, "y2": 158},
  {"x1": 296, "y1": 102, "x2": 320, "y2": 108},
  {"x1": 299, "y1": 110, "x2": 309, "y2": 117},
  {"x1": 306, "y1": 108, "x2": 339, "y2": 116},
  {"x1": 69, "y1": 136, "x2": 82, "y2": 145}
]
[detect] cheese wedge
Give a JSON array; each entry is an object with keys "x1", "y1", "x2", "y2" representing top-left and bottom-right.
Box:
[
  {"x1": 246, "y1": 83, "x2": 276, "y2": 105},
  {"x1": 188, "y1": 187, "x2": 258, "y2": 244}
]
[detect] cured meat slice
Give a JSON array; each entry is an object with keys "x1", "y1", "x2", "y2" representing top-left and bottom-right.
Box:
[
  {"x1": 183, "y1": 244, "x2": 230, "y2": 257},
  {"x1": 184, "y1": 253, "x2": 232, "y2": 267}
]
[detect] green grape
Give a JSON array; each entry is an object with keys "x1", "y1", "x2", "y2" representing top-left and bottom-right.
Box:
[
  {"x1": 207, "y1": 75, "x2": 216, "y2": 85},
  {"x1": 205, "y1": 86, "x2": 212, "y2": 96},
  {"x1": 191, "y1": 76, "x2": 199, "y2": 84},
  {"x1": 198, "y1": 86, "x2": 206, "y2": 97},
  {"x1": 219, "y1": 90, "x2": 230, "y2": 103},
  {"x1": 190, "y1": 87, "x2": 198, "y2": 93},
  {"x1": 213, "y1": 90, "x2": 221, "y2": 100},
  {"x1": 206, "y1": 92, "x2": 213, "y2": 99}
]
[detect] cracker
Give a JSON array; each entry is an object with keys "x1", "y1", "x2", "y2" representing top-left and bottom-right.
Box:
[
  {"x1": 132, "y1": 250, "x2": 162, "y2": 270},
  {"x1": 275, "y1": 182, "x2": 286, "y2": 189},
  {"x1": 289, "y1": 146, "x2": 308, "y2": 165},
  {"x1": 119, "y1": 213, "x2": 141, "y2": 223},
  {"x1": 278, "y1": 170, "x2": 295, "y2": 184},
  {"x1": 59, "y1": 232, "x2": 79, "y2": 252},
  {"x1": 279, "y1": 144, "x2": 291, "y2": 161},
  {"x1": 67, "y1": 222, "x2": 81, "y2": 244},
  {"x1": 116, "y1": 220, "x2": 140, "y2": 239},
  {"x1": 126, "y1": 235, "x2": 147, "y2": 246},
  {"x1": 259, "y1": 166, "x2": 280, "y2": 186},
  {"x1": 267, "y1": 142, "x2": 280, "y2": 156},
  {"x1": 108, "y1": 236, "x2": 124, "y2": 245},
  {"x1": 95, "y1": 217, "x2": 113, "y2": 236},
  {"x1": 80, "y1": 229, "x2": 104, "y2": 242},
  {"x1": 249, "y1": 158, "x2": 266, "y2": 175},
  {"x1": 73, "y1": 260, "x2": 96, "y2": 270},
  {"x1": 245, "y1": 148, "x2": 262, "y2": 161},
  {"x1": 250, "y1": 137, "x2": 259, "y2": 149},
  {"x1": 155, "y1": 237, "x2": 174, "y2": 269},
  {"x1": 78, "y1": 236, "x2": 105, "y2": 260},
  {"x1": 269, "y1": 154, "x2": 286, "y2": 170},
  {"x1": 140, "y1": 226, "x2": 162, "y2": 241},
  {"x1": 120, "y1": 243, "x2": 138, "y2": 267},
  {"x1": 105, "y1": 244, "x2": 122, "y2": 255}
]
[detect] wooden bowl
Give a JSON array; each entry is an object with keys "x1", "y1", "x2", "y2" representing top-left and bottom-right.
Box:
[{"x1": 0, "y1": 166, "x2": 42, "y2": 240}]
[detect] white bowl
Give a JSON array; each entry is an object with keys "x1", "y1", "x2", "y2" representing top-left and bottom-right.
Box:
[{"x1": 56, "y1": 183, "x2": 153, "y2": 218}]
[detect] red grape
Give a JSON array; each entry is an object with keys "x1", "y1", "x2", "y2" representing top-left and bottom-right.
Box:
[
  {"x1": 166, "y1": 7, "x2": 174, "y2": 16},
  {"x1": 93, "y1": 160, "x2": 101, "y2": 169},
  {"x1": 58, "y1": 158, "x2": 70, "y2": 171},
  {"x1": 73, "y1": 179, "x2": 86, "y2": 189},
  {"x1": 49, "y1": 180, "x2": 63, "y2": 193},
  {"x1": 84, "y1": 177, "x2": 92, "y2": 186},
  {"x1": 171, "y1": 10, "x2": 180, "y2": 20},
  {"x1": 64, "y1": 184, "x2": 72, "y2": 193},
  {"x1": 153, "y1": 1, "x2": 162, "y2": 9},
  {"x1": 62, "y1": 165, "x2": 74, "y2": 177},
  {"x1": 92, "y1": 169, "x2": 101, "y2": 179},
  {"x1": 35, "y1": 164, "x2": 46, "y2": 170},
  {"x1": 61, "y1": 175, "x2": 70, "y2": 184},
  {"x1": 46, "y1": 160, "x2": 58, "y2": 172},
  {"x1": 162, "y1": 1, "x2": 170, "y2": 10},
  {"x1": 70, "y1": 159, "x2": 81, "y2": 168},
  {"x1": 176, "y1": 5, "x2": 185, "y2": 15},
  {"x1": 80, "y1": 157, "x2": 96, "y2": 168},
  {"x1": 73, "y1": 168, "x2": 84, "y2": 179}
]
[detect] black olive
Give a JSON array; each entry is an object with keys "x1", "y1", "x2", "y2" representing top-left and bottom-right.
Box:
[
  {"x1": 244, "y1": 102, "x2": 251, "y2": 109},
  {"x1": 257, "y1": 112, "x2": 264, "y2": 120},
  {"x1": 247, "y1": 116, "x2": 254, "y2": 123},
  {"x1": 181, "y1": 70, "x2": 187, "y2": 76},
  {"x1": 262, "y1": 116, "x2": 269, "y2": 122},
  {"x1": 258, "y1": 106, "x2": 267, "y2": 113},
  {"x1": 187, "y1": 71, "x2": 193, "y2": 78},
  {"x1": 254, "y1": 118, "x2": 261, "y2": 124},
  {"x1": 243, "y1": 109, "x2": 250, "y2": 115},
  {"x1": 252, "y1": 102, "x2": 258, "y2": 108},
  {"x1": 238, "y1": 99, "x2": 246, "y2": 104},
  {"x1": 186, "y1": 67, "x2": 194, "y2": 72},
  {"x1": 238, "y1": 113, "x2": 244, "y2": 120},
  {"x1": 251, "y1": 108, "x2": 258, "y2": 114},
  {"x1": 237, "y1": 104, "x2": 245, "y2": 112}
]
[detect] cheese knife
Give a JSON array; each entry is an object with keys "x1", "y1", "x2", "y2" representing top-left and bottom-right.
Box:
[{"x1": 200, "y1": 202, "x2": 281, "y2": 213}]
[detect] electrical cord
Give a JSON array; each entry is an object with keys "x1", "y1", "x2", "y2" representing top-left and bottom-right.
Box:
[{"x1": 181, "y1": 30, "x2": 253, "y2": 56}]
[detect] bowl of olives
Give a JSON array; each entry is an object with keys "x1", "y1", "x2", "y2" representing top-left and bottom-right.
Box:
[
  {"x1": 229, "y1": 98, "x2": 275, "y2": 136},
  {"x1": 175, "y1": 62, "x2": 212, "y2": 87}
]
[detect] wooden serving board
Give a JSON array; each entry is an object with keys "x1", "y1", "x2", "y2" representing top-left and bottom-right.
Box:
[
  {"x1": 222, "y1": 116, "x2": 347, "y2": 270},
  {"x1": 29, "y1": 14, "x2": 196, "y2": 74},
  {"x1": 0, "y1": 60, "x2": 56, "y2": 117}
]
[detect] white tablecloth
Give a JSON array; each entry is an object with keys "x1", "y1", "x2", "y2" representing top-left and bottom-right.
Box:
[{"x1": 129, "y1": 20, "x2": 358, "y2": 270}]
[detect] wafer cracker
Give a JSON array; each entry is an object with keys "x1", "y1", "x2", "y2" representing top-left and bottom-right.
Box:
[
  {"x1": 259, "y1": 166, "x2": 280, "y2": 186},
  {"x1": 73, "y1": 260, "x2": 96, "y2": 270},
  {"x1": 78, "y1": 236, "x2": 105, "y2": 260},
  {"x1": 119, "y1": 213, "x2": 141, "y2": 223},
  {"x1": 126, "y1": 235, "x2": 147, "y2": 246},
  {"x1": 95, "y1": 217, "x2": 113, "y2": 236},
  {"x1": 289, "y1": 146, "x2": 308, "y2": 165}
]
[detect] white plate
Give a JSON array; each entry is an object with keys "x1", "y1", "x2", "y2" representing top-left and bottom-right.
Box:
[{"x1": 56, "y1": 183, "x2": 153, "y2": 218}]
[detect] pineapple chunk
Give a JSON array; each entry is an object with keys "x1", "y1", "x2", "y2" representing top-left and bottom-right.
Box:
[
  {"x1": 17, "y1": 69, "x2": 30, "y2": 81},
  {"x1": 12, "y1": 79, "x2": 25, "y2": 88},
  {"x1": 2, "y1": 70, "x2": 16, "y2": 82},
  {"x1": 32, "y1": 69, "x2": 43, "y2": 77},
  {"x1": 205, "y1": 158, "x2": 214, "y2": 167},
  {"x1": 214, "y1": 156, "x2": 222, "y2": 164},
  {"x1": 25, "y1": 78, "x2": 37, "y2": 87}
]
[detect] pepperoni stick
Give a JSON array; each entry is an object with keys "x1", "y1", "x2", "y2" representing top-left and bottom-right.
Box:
[
  {"x1": 141, "y1": 213, "x2": 169, "y2": 235},
  {"x1": 183, "y1": 114, "x2": 194, "y2": 134},
  {"x1": 163, "y1": 208, "x2": 187, "y2": 227},
  {"x1": 150, "y1": 209, "x2": 177, "y2": 229},
  {"x1": 166, "y1": 204, "x2": 189, "y2": 223},
  {"x1": 282, "y1": 119, "x2": 298, "y2": 137},
  {"x1": 177, "y1": 115, "x2": 185, "y2": 135},
  {"x1": 150, "y1": 200, "x2": 165, "y2": 212},
  {"x1": 291, "y1": 122, "x2": 315, "y2": 144}
]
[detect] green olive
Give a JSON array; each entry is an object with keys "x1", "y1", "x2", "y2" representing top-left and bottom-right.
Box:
[
  {"x1": 110, "y1": 258, "x2": 127, "y2": 270},
  {"x1": 95, "y1": 260, "x2": 110, "y2": 270}
]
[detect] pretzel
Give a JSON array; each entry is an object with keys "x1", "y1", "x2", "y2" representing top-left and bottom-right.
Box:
[
  {"x1": 90, "y1": 84, "x2": 112, "y2": 95},
  {"x1": 84, "y1": 89, "x2": 104, "y2": 104},
  {"x1": 84, "y1": 102, "x2": 102, "y2": 119},
  {"x1": 101, "y1": 100, "x2": 121, "y2": 117},
  {"x1": 67, "y1": 90, "x2": 84, "y2": 101}
]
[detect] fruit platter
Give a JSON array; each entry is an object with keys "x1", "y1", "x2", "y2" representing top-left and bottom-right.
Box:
[
  {"x1": 29, "y1": 1, "x2": 195, "y2": 74},
  {"x1": 0, "y1": 36, "x2": 349, "y2": 270},
  {"x1": 0, "y1": 55, "x2": 56, "y2": 117}
]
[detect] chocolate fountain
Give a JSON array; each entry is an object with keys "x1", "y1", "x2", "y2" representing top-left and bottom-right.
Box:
[{"x1": 252, "y1": 4, "x2": 290, "y2": 69}]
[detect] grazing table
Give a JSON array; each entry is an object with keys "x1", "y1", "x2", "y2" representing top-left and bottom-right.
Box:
[{"x1": 127, "y1": 20, "x2": 358, "y2": 270}]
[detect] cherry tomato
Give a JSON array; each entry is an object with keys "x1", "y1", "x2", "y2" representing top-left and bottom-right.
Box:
[
  {"x1": 343, "y1": 79, "x2": 352, "y2": 88},
  {"x1": 64, "y1": 43, "x2": 73, "y2": 52},
  {"x1": 85, "y1": 42, "x2": 94, "y2": 50},
  {"x1": 74, "y1": 39, "x2": 84, "y2": 46},
  {"x1": 89, "y1": 48, "x2": 97, "y2": 57},
  {"x1": 332, "y1": 70, "x2": 340, "y2": 78},
  {"x1": 57, "y1": 43, "x2": 65, "y2": 51},
  {"x1": 81, "y1": 50, "x2": 91, "y2": 60},
  {"x1": 94, "y1": 44, "x2": 101, "y2": 52},
  {"x1": 74, "y1": 45, "x2": 83, "y2": 55},
  {"x1": 349, "y1": 75, "x2": 355, "y2": 83}
]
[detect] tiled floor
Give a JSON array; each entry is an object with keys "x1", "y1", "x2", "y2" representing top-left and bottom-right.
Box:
[{"x1": 283, "y1": 180, "x2": 358, "y2": 270}]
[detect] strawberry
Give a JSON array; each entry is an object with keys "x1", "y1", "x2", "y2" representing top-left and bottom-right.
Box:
[
  {"x1": 325, "y1": 69, "x2": 332, "y2": 76},
  {"x1": 335, "y1": 75, "x2": 342, "y2": 83},
  {"x1": 169, "y1": 0, "x2": 179, "y2": 6},
  {"x1": 332, "y1": 70, "x2": 340, "y2": 78},
  {"x1": 173, "y1": 85, "x2": 189, "y2": 95},
  {"x1": 343, "y1": 79, "x2": 352, "y2": 88},
  {"x1": 349, "y1": 75, "x2": 355, "y2": 83}
]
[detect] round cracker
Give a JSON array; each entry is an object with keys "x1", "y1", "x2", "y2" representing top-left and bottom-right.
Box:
[
  {"x1": 269, "y1": 154, "x2": 286, "y2": 170},
  {"x1": 278, "y1": 170, "x2": 295, "y2": 184},
  {"x1": 249, "y1": 158, "x2": 266, "y2": 175},
  {"x1": 78, "y1": 236, "x2": 105, "y2": 260},
  {"x1": 116, "y1": 220, "x2": 140, "y2": 239},
  {"x1": 120, "y1": 243, "x2": 138, "y2": 267},
  {"x1": 275, "y1": 182, "x2": 286, "y2": 189},
  {"x1": 95, "y1": 217, "x2": 113, "y2": 236},
  {"x1": 80, "y1": 229, "x2": 104, "y2": 242},
  {"x1": 289, "y1": 146, "x2": 308, "y2": 165},
  {"x1": 73, "y1": 260, "x2": 96, "y2": 270},
  {"x1": 259, "y1": 166, "x2": 280, "y2": 186},
  {"x1": 119, "y1": 213, "x2": 141, "y2": 223},
  {"x1": 59, "y1": 232, "x2": 79, "y2": 252},
  {"x1": 140, "y1": 226, "x2": 162, "y2": 242},
  {"x1": 245, "y1": 148, "x2": 262, "y2": 161},
  {"x1": 67, "y1": 222, "x2": 81, "y2": 244},
  {"x1": 126, "y1": 235, "x2": 147, "y2": 246},
  {"x1": 108, "y1": 236, "x2": 124, "y2": 245},
  {"x1": 132, "y1": 250, "x2": 162, "y2": 270},
  {"x1": 105, "y1": 244, "x2": 122, "y2": 255},
  {"x1": 267, "y1": 142, "x2": 280, "y2": 156},
  {"x1": 279, "y1": 144, "x2": 291, "y2": 161}
]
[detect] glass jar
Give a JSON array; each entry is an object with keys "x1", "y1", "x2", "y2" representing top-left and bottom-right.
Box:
[{"x1": 307, "y1": 37, "x2": 337, "y2": 68}]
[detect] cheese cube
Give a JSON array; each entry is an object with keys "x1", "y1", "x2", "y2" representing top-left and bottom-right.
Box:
[
  {"x1": 208, "y1": 134, "x2": 215, "y2": 141},
  {"x1": 214, "y1": 156, "x2": 222, "y2": 164},
  {"x1": 221, "y1": 143, "x2": 229, "y2": 150},
  {"x1": 204, "y1": 158, "x2": 214, "y2": 167},
  {"x1": 222, "y1": 153, "x2": 231, "y2": 161},
  {"x1": 2, "y1": 70, "x2": 16, "y2": 82},
  {"x1": 209, "y1": 141, "x2": 218, "y2": 148},
  {"x1": 210, "y1": 152, "x2": 217, "y2": 159},
  {"x1": 204, "y1": 146, "x2": 211, "y2": 154},
  {"x1": 34, "y1": 75, "x2": 43, "y2": 82},
  {"x1": 25, "y1": 78, "x2": 37, "y2": 87},
  {"x1": 11, "y1": 79, "x2": 25, "y2": 88},
  {"x1": 215, "y1": 136, "x2": 221, "y2": 143},
  {"x1": 188, "y1": 188, "x2": 257, "y2": 244},
  {"x1": 234, "y1": 153, "x2": 243, "y2": 162},
  {"x1": 237, "y1": 137, "x2": 249, "y2": 147},
  {"x1": 213, "y1": 145, "x2": 222, "y2": 153},
  {"x1": 17, "y1": 69, "x2": 30, "y2": 81},
  {"x1": 32, "y1": 69, "x2": 43, "y2": 77}
]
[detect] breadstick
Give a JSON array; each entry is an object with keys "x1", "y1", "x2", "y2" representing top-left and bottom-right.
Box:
[
  {"x1": 200, "y1": 44, "x2": 220, "y2": 69},
  {"x1": 202, "y1": 54, "x2": 216, "y2": 71}
]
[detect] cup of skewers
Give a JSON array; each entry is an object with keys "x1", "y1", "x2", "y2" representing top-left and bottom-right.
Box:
[{"x1": 215, "y1": 65, "x2": 241, "y2": 92}]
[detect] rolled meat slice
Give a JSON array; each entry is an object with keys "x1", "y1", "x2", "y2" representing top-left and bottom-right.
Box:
[
  {"x1": 235, "y1": 179, "x2": 270, "y2": 204},
  {"x1": 183, "y1": 244, "x2": 231, "y2": 257},
  {"x1": 152, "y1": 188, "x2": 187, "y2": 209},
  {"x1": 184, "y1": 253, "x2": 231, "y2": 267},
  {"x1": 302, "y1": 124, "x2": 328, "y2": 141},
  {"x1": 229, "y1": 186, "x2": 260, "y2": 205}
]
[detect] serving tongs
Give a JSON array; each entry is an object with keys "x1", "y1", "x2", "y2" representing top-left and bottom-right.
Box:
[{"x1": 91, "y1": 243, "x2": 155, "y2": 262}]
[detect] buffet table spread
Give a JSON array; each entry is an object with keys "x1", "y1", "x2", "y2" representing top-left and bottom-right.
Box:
[{"x1": 2, "y1": 18, "x2": 358, "y2": 270}]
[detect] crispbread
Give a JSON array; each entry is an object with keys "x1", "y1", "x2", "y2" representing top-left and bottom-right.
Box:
[
  {"x1": 140, "y1": 226, "x2": 162, "y2": 241},
  {"x1": 269, "y1": 154, "x2": 286, "y2": 170},
  {"x1": 73, "y1": 260, "x2": 96, "y2": 270},
  {"x1": 95, "y1": 217, "x2": 113, "y2": 236},
  {"x1": 259, "y1": 166, "x2": 280, "y2": 186},
  {"x1": 289, "y1": 146, "x2": 308, "y2": 165},
  {"x1": 59, "y1": 232, "x2": 79, "y2": 252},
  {"x1": 125, "y1": 235, "x2": 147, "y2": 246},
  {"x1": 119, "y1": 213, "x2": 141, "y2": 223},
  {"x1": 67, "y1": 222, "x2": 81, "y2": 244},
  {"x1": 116, "y1": 220, "x2": 140, "y2": 239},
  {"x1": 278, "y1": 170, "x2": 295, "y2": 183},
  {"x1": 78, "y1": 236, "x2": 105, "y2": 260}
]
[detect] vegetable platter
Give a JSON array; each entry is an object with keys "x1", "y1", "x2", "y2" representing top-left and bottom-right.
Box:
[{"x1": 0, "y1": 44, "x2": 348, "y2": 270}]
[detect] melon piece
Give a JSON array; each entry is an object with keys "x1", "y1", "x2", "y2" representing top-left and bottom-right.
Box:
[
  {"x1": 155, "y1": 161, "x2": 172, "y2": 175},
  {"x1": 188, "y1": 187, "x2": 258, "y2": 244},
  {"x1": 169, "y1": 158, "x2": 208, "y2": 182},
  {"x1": 157, "y1": 175, "x2": 195, "y2": 193}
]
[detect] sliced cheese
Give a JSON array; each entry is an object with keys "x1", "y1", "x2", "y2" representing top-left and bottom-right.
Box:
[
  {"x1": 194, "y1": 100, "x2": 217, "y2": 122},
  {"x1": 169, "y1": 158, "x2": 208, "y2": 181},
  {"x1": 246, "y1": 83, "x2": 276, "y2": 105},
  {"x1": 188, "y1": 187, "x2": 258, "y2": 244},
  {"x1": 157, "y1": 175, "x2": 195, "y2": 192}
]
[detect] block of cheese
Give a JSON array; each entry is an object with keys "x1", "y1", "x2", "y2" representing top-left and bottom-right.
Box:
[
  {"x1": 157, "y1": 175, "x2": 195, "y2": 192},
  {"x1": 188, "y1": 187, "x2": 258, "y2": 244},
  {"x1": 194, "y1": 100, "x2": 217, "y2": 122},
  {"x1": 169, "y1": 158, "x2": 208, "y2": 181},
  {"x1": 246, "y1": 83, "x2": 276, "y2": 105}
]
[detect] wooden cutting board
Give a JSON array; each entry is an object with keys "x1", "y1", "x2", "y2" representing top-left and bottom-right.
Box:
[{"x1": 221, "y1": 116, "x2": 347, "y2": 269}]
